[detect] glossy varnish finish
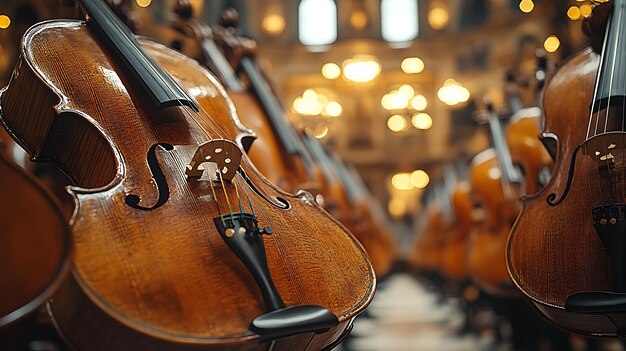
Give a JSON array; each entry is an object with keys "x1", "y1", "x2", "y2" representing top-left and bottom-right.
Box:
[
  {"x1": 0, "y1": 21, "x2": 374, "y2": 350},
  {"x1": 506, "y1": 110, "x2": 553, "y2": 195},
  {"x1": 506, "y1": 48, "x2": 618, "y2": 334}
]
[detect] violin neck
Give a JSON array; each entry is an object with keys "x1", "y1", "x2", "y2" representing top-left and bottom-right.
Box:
[
  {"x1": 200, "y1": 38, "x2": 246, "y2": 92},
  {"x1": 594, "y1": 0, "x2": 626, "y2": 113},
  {"x1": 506, "y1": 90, "x2": 523, "y2": 115},
  {"x1": 80, "y1": 0, "x2": 197, "y2": 111},
  {"x1": 487, "y1": 111, "x2": 522, "y2": 187},
  {"x1": 239, "y1": 58, "x2": 299, "y2": 154}
]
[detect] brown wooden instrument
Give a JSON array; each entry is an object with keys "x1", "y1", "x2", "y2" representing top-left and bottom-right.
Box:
[
  {"x1": 0, "y1": 151, "x2": 71, "y2": 349},
  {"x1": 409, "y1": 183, "x2": 451, "y2": 279},
  {"x1": 467, "y1": 144, "x2": 521, "y2": 297},
  {"x1": 163, "y1": 6, "x2": 396, "y2": 277},
  {"x1": 166, "y1": 5, "x2": 319, "y2": 196},
  {"x1": 0, "y1": 1, "x2": 374, "y2": 349},
  {"x1": 507, "y1": 1, "x2": 626, "y2": 336},
  {"x1": 440, "y1": 180, "x2": 473, "y2": 282},
  {"x1": 301, "y1": 132, "x2": 396, "y2": 277}
]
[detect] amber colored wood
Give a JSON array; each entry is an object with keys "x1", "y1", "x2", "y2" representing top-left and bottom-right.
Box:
[
  {"x1": 410, "y1": 202, "x2": 448, "y2": 276},
  {"x1": 0, "y1": 21, "x2": 374, "y2": 350},
  {"x1": 507, "y1": 47, "x2": 617, "y2": 335},
  {"x1": 441, "y1": 181, "x2": 473, "y2": 282},
  {"x1": 466, "y1": 149, "x2": 520, "y2": 297},
  {"x1": 0, "y1": 152, "x2": 71, "y2": 342},
  {"x1": 226, "y1": 92, "x2": 315, "y2": 194},
  {"x1": 506, "y1": 110, "x2": 553, "y2": 195}
]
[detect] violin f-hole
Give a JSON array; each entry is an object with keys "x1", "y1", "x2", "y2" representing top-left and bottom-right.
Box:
[{"x1": 125, "y1": 143, "x2": 174, "y2": 210}]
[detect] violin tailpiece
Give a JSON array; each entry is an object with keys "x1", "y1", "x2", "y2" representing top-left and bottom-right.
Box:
[
  {"x1": 186, "y1": 139, "x2": 242, "y2": 181},
  {"x1": 213, "y1": 212, "x2": 339, "y2": 341}
]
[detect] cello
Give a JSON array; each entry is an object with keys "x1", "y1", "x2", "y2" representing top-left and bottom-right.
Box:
[
  {"x1": 0, "y1": 151, "x2": 71, "y2": 350},
  {"x1": 0, "y1": 0, "x2": 375, "y2": 350},
  {"x1": 165, "y1": 6, "x2": 397, "y2": 277},
  {"x1": 507, "y1": 0, "x2": 626, "y2": 336}
]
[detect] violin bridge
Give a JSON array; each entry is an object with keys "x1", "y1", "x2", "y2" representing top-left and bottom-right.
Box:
[
  {"x1": 583, "y1": 133, "x2": 626, "y2": 167},
  {"x1": 186, "y1": 140, "x2": 242, "y2": 181}
]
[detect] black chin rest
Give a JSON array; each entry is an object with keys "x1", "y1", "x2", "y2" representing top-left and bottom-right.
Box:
[
  {"x1": 565, "y1": 291, "x2": 626, "y2": 314},
  {"x1": 249, "y1": 305, "x2": 339, "y2": 340}
]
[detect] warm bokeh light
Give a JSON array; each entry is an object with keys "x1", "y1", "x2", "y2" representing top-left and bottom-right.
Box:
[
  {"x1": 411, "y1": 95, "x2": 428, "y2": 111},
  {"x1": 293, "y1": 89, "x2": 339, "y2": 117},
  {"x1": 136, "y1": 0, "x2": 152, "y2": 8},
  {"x1": 410, "y1": 170, "x2": 430, "y2": 188},
  {"x1": 387, "y1": 115, "x2": 408, "y2": 132},
  {"x1": 567, "y1": 6, "x2": 581, "y2": 20},
  {"x1": 518, "y1": 0, "x2": 534, "y2": 13},
  {"x1": 262, "y1": 14, "x2": 286, "y2": 35},
  {"x1": 437, "y1": 79, "x2": 470, "y2": 106},
  {"x1": 388, "y1": 197, "x2": 408, "y2": 218},
  {"x1": 412, "y1": 113, "x2": 433, "y2": 130},
  {"x1": 343, "y1": 55, "x2": 381, "y2": 83},
  {"x1": 324, "y1": 101, "x2": 342, "y2": 117},
  {"x1": 398, "y1": 84, "x2": 415, "y2": 99},
  {"x1": 0, "y1": 15, "x2": 10, "y2": 29},
  {"x1": 428, "y1": 5, "x2": 449, "y2": 30},
  {"x1": 382, "y1": 91, "x2": 409, "y2": 110},
  {"x1": 322, "y1": 63, "x2": 341, "y2": 79},
  {"x1": 579, "y1": 4, "x2": 592, "y2": 17},
  {"x1": 350, "y1": 11, "x2": 369, "y2": 30},
  {"x1": 544, "y1": 35, "x2": 560, "y2": 53},
  {"x1": 401, "y1": 57, "x2": 424, "y2": 74},
  {"x1": 392, "y1": 173, "x2": 413, "y2": 190}
]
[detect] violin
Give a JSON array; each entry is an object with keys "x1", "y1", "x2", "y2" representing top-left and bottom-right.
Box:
[
  {"x1": 0, "y1": 1, "x2": 374, "y2": 349},
  {"x1": 507, "y1": 1, "x2": 626, "y2": 336},
  {"x1": 0, "y1": 151, "x2": 71, "y2": 349},
  {"x1": 467, "y1": 103, "x2": 523, "y2": 297}
]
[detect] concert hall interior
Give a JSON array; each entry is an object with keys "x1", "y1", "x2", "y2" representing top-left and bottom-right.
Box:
[{"x1": 2, "y1": 1, "x2": 626, "y2": 350}]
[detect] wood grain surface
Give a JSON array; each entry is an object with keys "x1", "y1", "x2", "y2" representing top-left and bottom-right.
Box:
[{"x1": 1, "y1": 21, "x2": 374, "y2": 350}]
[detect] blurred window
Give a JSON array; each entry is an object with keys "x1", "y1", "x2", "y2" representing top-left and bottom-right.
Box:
[
  {"x1": 381, "y1": 0, "x2": 419, "y2": 43},
  {"x1": 298, "y1": 0, "x2": 338, "y2": 46}
]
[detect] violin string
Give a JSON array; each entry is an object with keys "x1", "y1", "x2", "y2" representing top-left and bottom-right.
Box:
[
  {"x1": 587, "y1": 10, "x2": 614, "y2": 209},
  {"x1": 604, "y1": 4, "x2": 625, "y2": 208},
  {"x1": 588, "y1": 14, "x2": 612, "y2": 139}
]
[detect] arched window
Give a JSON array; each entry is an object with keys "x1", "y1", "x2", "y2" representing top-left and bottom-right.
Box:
[
  {"x1": 298, "y1": 0, "x2": 338, "y2": 46},
  {"x1": 381, "y1": 0, "x2": 419, "y2": 43}
]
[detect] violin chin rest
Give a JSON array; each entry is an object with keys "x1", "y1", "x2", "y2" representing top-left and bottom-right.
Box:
[
  {"x1": 249, "y1": 305, "x2": 339, "y2": 341},
  {"x1": 565, "y1": 291, "x2": 626, "y2": 314}
]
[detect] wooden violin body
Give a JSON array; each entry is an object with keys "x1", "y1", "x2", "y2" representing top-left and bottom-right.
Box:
[
  {"x1": 507, "y1": 47, "x2": 620, "y2": 336},
  {"x1": 1, "y1": 20, "x2": 374, "y2": 350},
  {"x1": 506, "y1": 108, "x2": 552, "y2": 195},
  {"x1": 467, "y1": 149, "x2": 520, "y2": 297},
  {"x1": 441, "y1": 181, "x2": 473, "y2": 282},
  {"x1": 0, "y1": 152, "x2": 71, "y2": 349},
  {"x1": 410, "y1": 202, "x2": 447, "y2": 278}
]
